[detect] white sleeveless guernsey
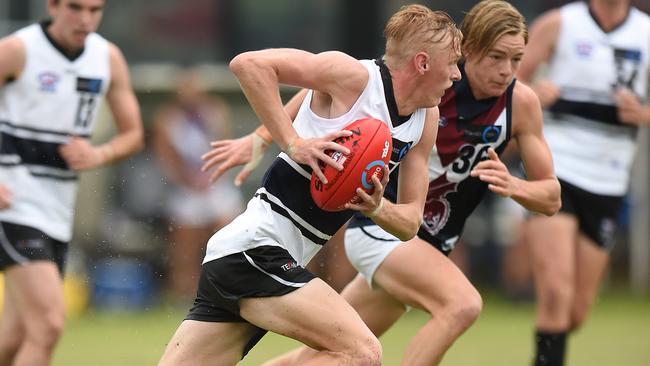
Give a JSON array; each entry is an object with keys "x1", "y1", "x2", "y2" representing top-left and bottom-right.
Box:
[
  {"x1": 543, "y1": 2, "x2": 650, "y2": 195},
  {"x1": 0, "y1": 23, "x2": 110, "y2": 241},
  {"x1": 204, "y1": 59, "x2": 428, "y2": 266}
]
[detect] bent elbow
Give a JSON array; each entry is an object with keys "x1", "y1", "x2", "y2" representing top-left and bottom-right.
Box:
[
  {"x1": 134, "y1": 133, "x2": 145, "y2": 153},
  {"x1": 540, "y1": 179, "x2": 562, "y2": 216},
  {"x1": 395, "y1": 219, "x2": 421, "y2": 242},
  {"x1": 130, "y1": 127, "x2": 145, "y2": 154},
  {"x1": 229, "y1": 52, "x2": 262, "y2": 77},
  {"x1": 396, "y1": 231, "x2": 416, "y2": 242},
  {"x1": 544, "y1": 199, "x2": 562, "y2": 216},
  {"x1": 540, "y1": 190, "x2": 562, "y2": 216}
]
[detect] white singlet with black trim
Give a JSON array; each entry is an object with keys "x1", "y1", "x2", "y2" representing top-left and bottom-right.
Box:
[
  {"x1": 543, "y1": 2, "x2": 650, "y2": 195},
  {"x1": 0, "y1": 23, "x2": 110, "y2": 241},
  {"x1": 204, "y1": 59, "x2": 428, "y2": 266}
]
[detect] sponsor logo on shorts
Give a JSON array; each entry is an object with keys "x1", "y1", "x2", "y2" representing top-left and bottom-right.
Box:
[
  {"x1": 281, "y1": 261, "x2": 299, "y2": 271},
  {"x1": 17, "y1": 239, "x2": 46, "y2": 250},
  {"x1": 599, "y1": 218, "x2": 616, "y2": 249}
]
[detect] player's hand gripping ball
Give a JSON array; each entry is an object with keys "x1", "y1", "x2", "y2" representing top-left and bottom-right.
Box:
[{"x1": 310, "y1": 117, "x2": 392, "y2": 211}]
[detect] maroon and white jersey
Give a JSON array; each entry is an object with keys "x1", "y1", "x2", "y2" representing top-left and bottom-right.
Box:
[{"x1": 418, "y1": 64, "x2": 515, "y2": 253}]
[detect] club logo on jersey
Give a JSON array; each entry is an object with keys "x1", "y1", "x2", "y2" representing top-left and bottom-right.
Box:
[
  {"x1": 575, "y1": 41, "x2": 593, "y2": 58},
  {"x1": 439, "y1": 116, "x2": 448, "y2": 128},
  {"x1": 361, "y1": 160, "x2": 385, "y2": 189},
  {"x1": 38, "y1": 72, "x2": 60, "y2": 92},
  {"x1": 422, "y1": 174, "x2": 457, "y2": 236},
  {"x1": 481, "y1": 125, "x2": 502, "y2": 143}
]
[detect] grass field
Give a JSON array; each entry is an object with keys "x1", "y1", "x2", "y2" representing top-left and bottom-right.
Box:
[{"x1": 52, "y1": 289, "x2": 650, "y2": 365}]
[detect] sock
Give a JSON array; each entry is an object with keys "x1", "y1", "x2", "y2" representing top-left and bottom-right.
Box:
[{"x1": 534, "y1": 330, "x2": 567, "y2": 366}]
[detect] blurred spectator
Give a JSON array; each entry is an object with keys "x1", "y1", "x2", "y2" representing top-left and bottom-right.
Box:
[{"x1": 152, "y1": 68, "x2": 243, "y2": 305}]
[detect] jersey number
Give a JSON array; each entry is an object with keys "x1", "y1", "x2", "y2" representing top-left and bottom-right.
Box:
[
  {"x1": 451, "y1": 145, "x2": 490, "y2": 174},
  {"x1": 74, "y1": 94, "x2": 97, "y2": 131}
]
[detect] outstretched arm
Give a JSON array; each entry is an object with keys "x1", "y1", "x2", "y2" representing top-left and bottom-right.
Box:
[
  {"x1": 201, "y1": 89, "x2": 308, "y2": 185},
  {"x1": 472, "y1": 83, "x2": 560, "y2": 215}
]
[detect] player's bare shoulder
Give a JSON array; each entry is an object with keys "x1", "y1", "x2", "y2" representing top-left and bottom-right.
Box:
[
  {"x1": 512, "y1": 80, "x2": 543, "y2": 134},
  {"x1": 106, "y1": 42, "x2": 132, "y2": 89},
  {"x1": 314, "y1": 51, "x2": 369, "y2": 96},
  {"x1": 0, "y1": 35, "x2": 26, "y2": 86},
  {"x1": 107, "y1": 42, "x2": 128, "y2": 69}
]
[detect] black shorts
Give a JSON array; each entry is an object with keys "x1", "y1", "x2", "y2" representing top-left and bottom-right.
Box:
[
  {"x1": 0, "y1": 221, "x2": 68, "y2": 274},
  {"x1": 186, "y1": 245, "x2": 316, "y2": 357},
  {"x1": 558, "y1": 179, "x2": 624, "y2": 250}
]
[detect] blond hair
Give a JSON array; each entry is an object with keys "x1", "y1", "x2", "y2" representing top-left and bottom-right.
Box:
[
  {"x1": 384, "y1": 4, "x2": 462, "y2": 68},
  {"x1": 461, "y1": 0, "x2": 528, "y2": 60}
]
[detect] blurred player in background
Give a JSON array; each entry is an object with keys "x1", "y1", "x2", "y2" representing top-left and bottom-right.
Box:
[
  {"x1": 158, "y1": 5, "x2": 461, "y2": 365},
  {"x1": 0, "y1": 0, "x2": 144, "y2": 365},
  {"x1": 517, "y1": 0, "x2": 650, "y2": 365},
  {"x1": 152, "y1": 67, "x2": 243, "y2": 305}
]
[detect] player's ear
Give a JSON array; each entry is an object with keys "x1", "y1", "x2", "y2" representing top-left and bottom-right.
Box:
[{"x1": 414, "y1": 52, "x2": 429, "y2": 74}]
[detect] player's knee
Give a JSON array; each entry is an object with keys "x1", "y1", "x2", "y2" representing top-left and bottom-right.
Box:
[
  {"x1": 27, "y1": 312, "x2": 65, "y2": 349},
  {"x1": 449, "y1": 288, "x2": 483, "y2": 331},
  {"x1": 540, "y1": 281, "x2": 573, "y2": 315}
]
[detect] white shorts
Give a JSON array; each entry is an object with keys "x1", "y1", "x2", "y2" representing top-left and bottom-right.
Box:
[{"x1": 344, "y1": 225, "x2": 402, "y2": 287}]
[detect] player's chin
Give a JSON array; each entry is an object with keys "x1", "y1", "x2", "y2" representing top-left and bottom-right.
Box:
[
  {"x1": 490, "y1": 83, "x2": 509, "y2": 96},
  {"x1": 426, "y1": 96, "x2": 443, "y2": 108}
]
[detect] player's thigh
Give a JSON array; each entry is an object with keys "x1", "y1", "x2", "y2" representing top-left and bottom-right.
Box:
[
  {"x1": 0, "y1": 279, "x2": 25, "y2": 339},
  {"x1": 4, "y1": 261, "x2": 64, "y2": 324},
  {"x1": 526, "y1": 213, "x2": 578, "y2": 285},
  {"x1": 159, "y1": 320, "x2": 256, "y2": 366},
  {"x1": 240, "y1": 277, "x2": 377, "y2": 353},
  {"x1": 372, "y1": 238, "x2": 479, "y2": 313},
  {"x1": 340, "y1": 273, "x2": 406, "y2": 337}
]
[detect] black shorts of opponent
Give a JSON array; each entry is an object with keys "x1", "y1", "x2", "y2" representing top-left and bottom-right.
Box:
[
  {"x1": 557, "y1": 179, "x2": 624, "y2": 250},
  {"x1": 186, "y1": 245, "x2": 316, "y2": 358},
  {"x1": 0, "y1": 221, "x2": 68, "y2": 274}
]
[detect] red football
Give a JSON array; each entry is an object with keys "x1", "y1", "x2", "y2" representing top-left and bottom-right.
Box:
[{"x1": 310, "y1": 117, "x2": 392, "y2": 212}]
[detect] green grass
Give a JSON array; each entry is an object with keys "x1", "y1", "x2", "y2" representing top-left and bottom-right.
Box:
[{"x1": 53, "y1": 290, "x2": 650, "y2": 365}]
